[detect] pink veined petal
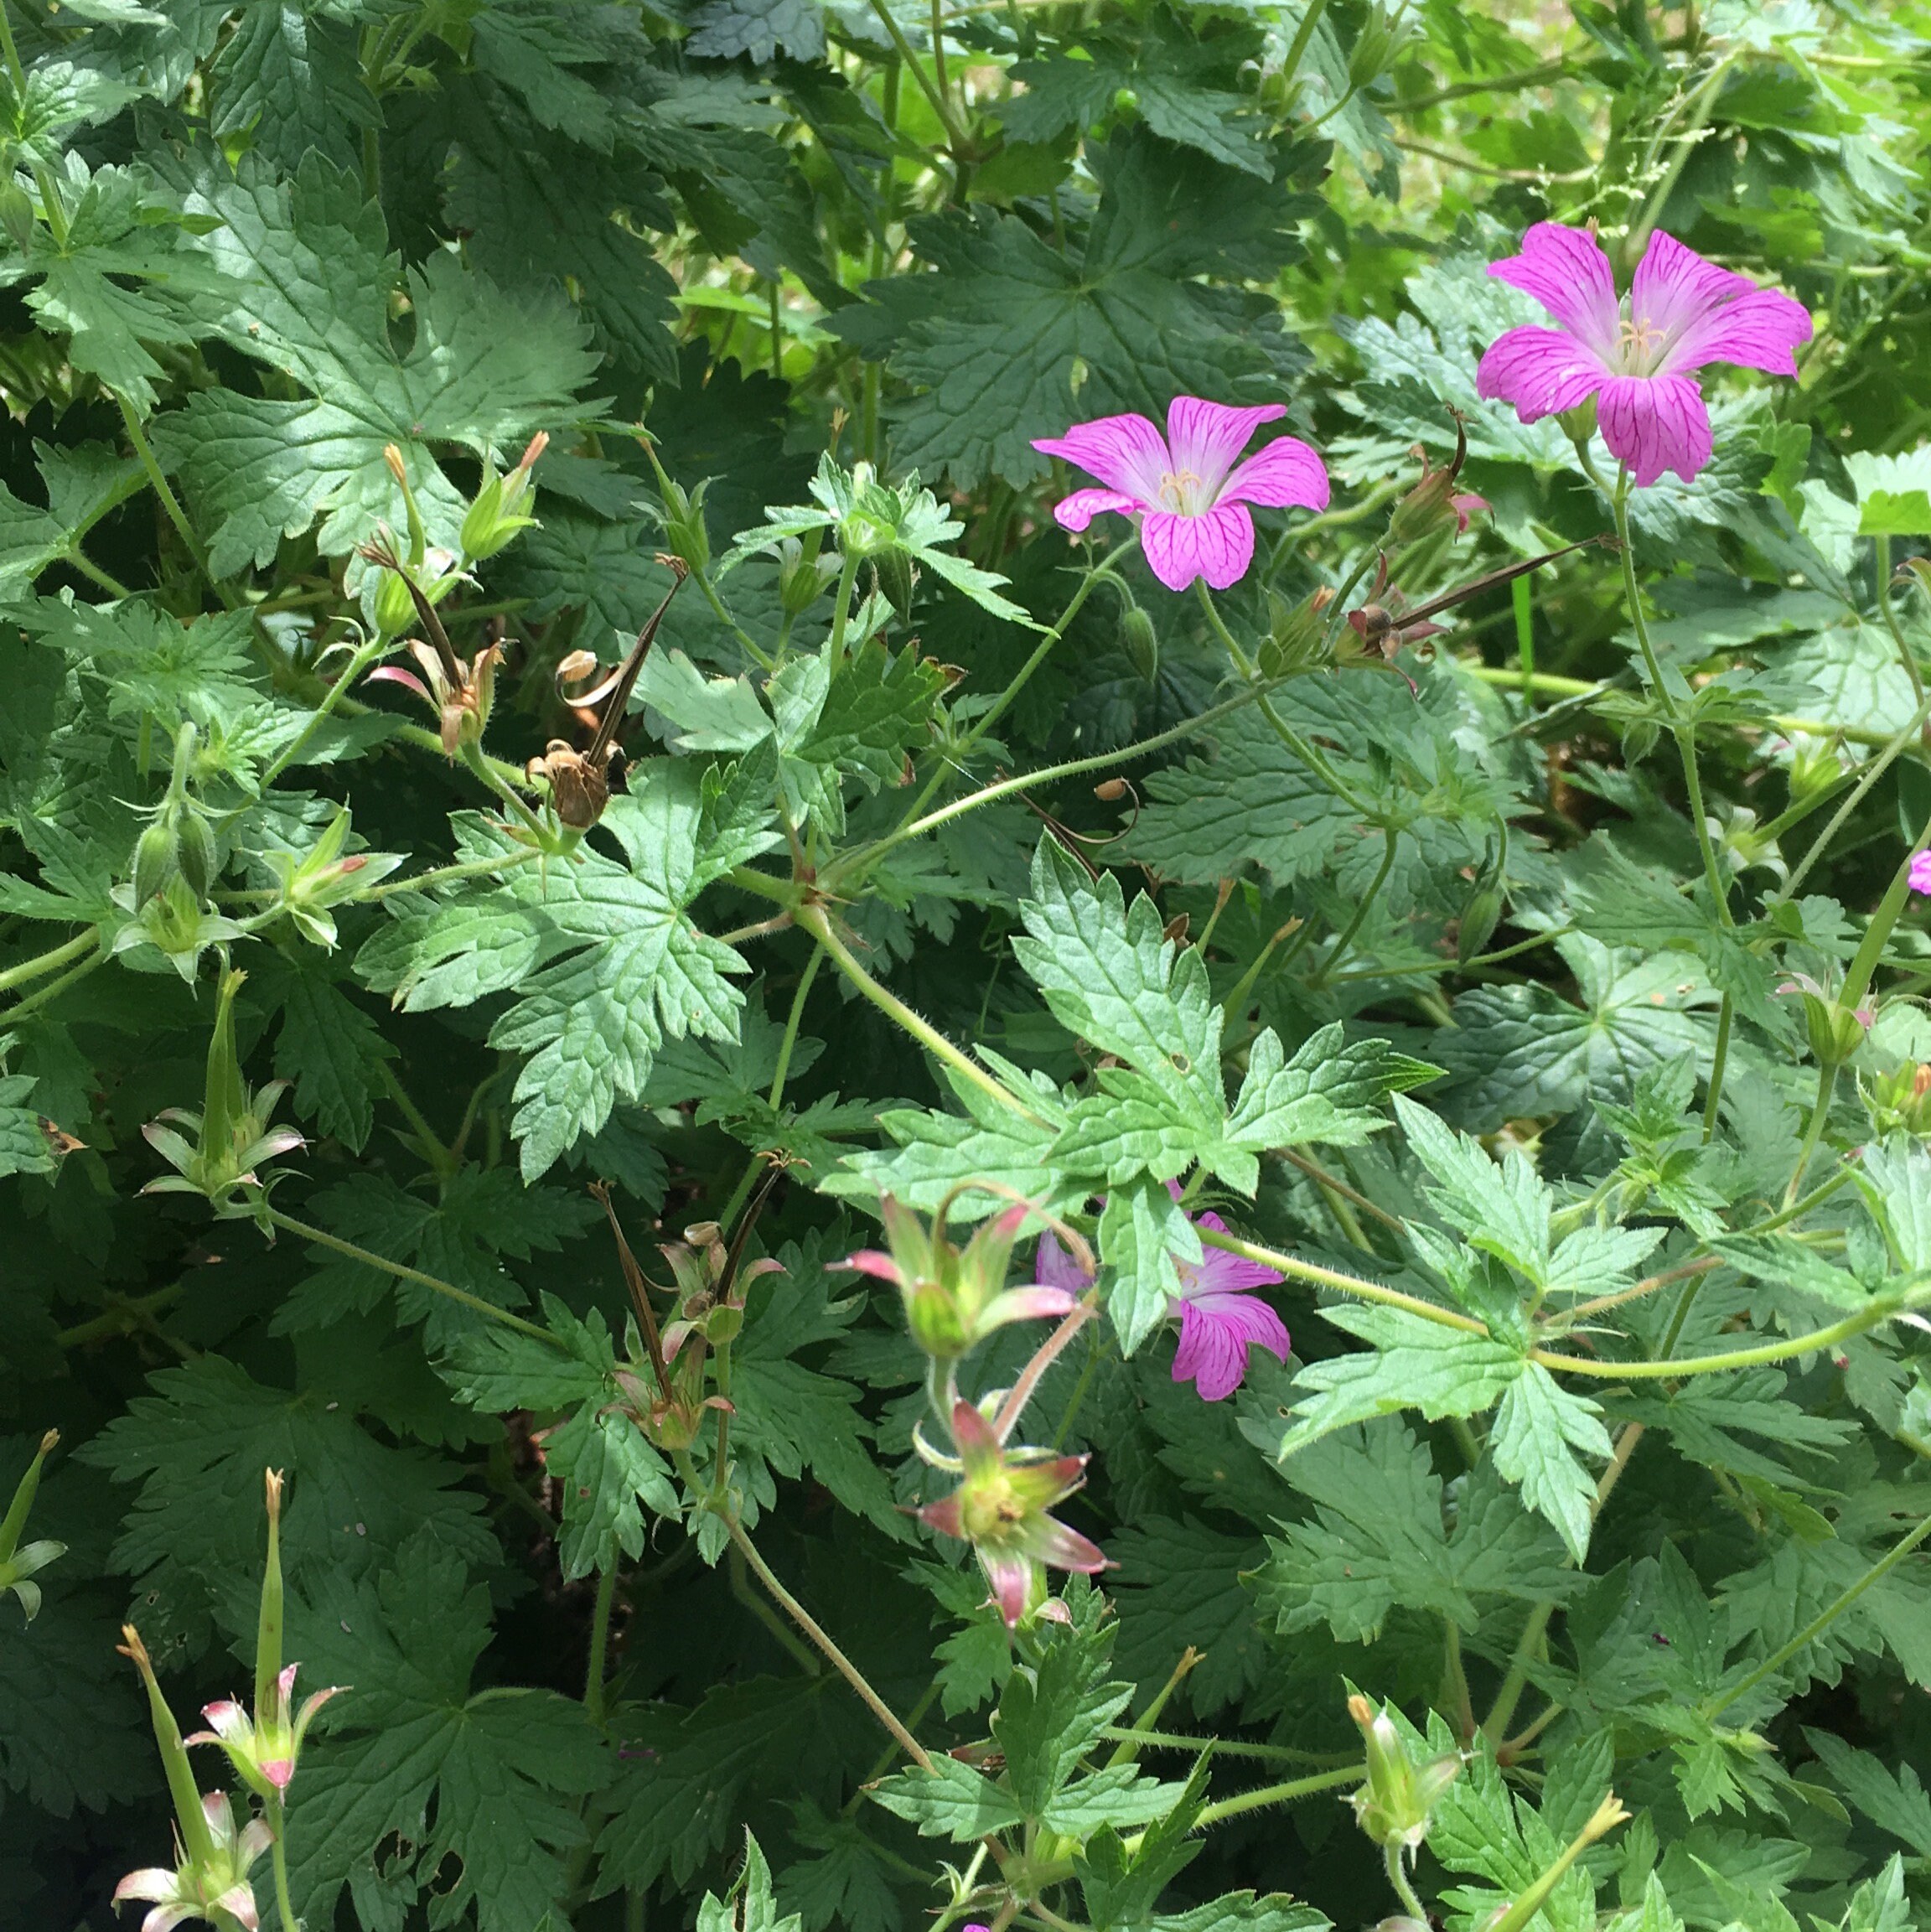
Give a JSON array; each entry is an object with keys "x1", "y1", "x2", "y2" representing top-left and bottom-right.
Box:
[
  {"x1": 1178, "y1": 1216, "x2": 1285, "y2": 1294},
  {"x1": 211, "y1": 1881, "x2": 261, "y2": 1932},
  {"x1": 1630, "y1": 229, "x2": 1753, "y2": 342},
  {"x1": 1032, "y1": 413, "x2": 1171, "y2": 502},
  {"x1": 839, "y1": 1249, "x2": 902, "y2": 1283},
  {"x1": 1909, "y1": 852, "x2": 1931, "y2": 896},
  {"x1": 994, "y1": 1284, "x2": 1079, "y2": 1323},
  {"x1": 1164, "y1": 397, "x2": 1287, "y2": 497},
  {"x1": 1658, "y1": 285, "x2": 1813, "y2": 379},
  {"x1": 1597, "y1": 373, "x2": 1712, "y2": 488},
  {"x1": 1170, "y1": 1297, "x2": 1250, "y2": 1401},
  {"x1": 1451, "y1": 493, "x2": 1488, "y2": 531},
  {"x1": 1140, "y1": 504, "x2": 1255, "y2": 593},
  {"x1": 1034, "y1": 1229, "x2": 1093, "y2": 1295},
  {"x1": 1190, "y1": 1287, "x2": 1290, "y2": 1359},
  {"x1": 364, "y1": 666, "x2": 433, "y2": 705},
  {"x1": 139, "y1": 1907, "x2": 194, "y2": 1932},
  {"x1": 1053, "y1": 487, "x2": 1140, "y2": 534},
  {"x1": 980, "y1": 1551, "x2": 1034, "y2": 1628},
  {"x1": 949, "y1": 1398, "x2": 1002, "y2": 1469},
  {"x1": 1476, "y1": 326, "x2": 1609, "y2": 421},
  {"x1": 1220, "y1": 433, "x2": 1331, "y2": 512},
  {"x1": 916, "y1": 1494, "x2": 965, "y2": 1539},
  {"x1": 113, "y1": 1869, "x2": 180, "y2": 1905},
  {"x1": 1023, "y1": 1513, "x2": 1110, "y2": 1575},
  {"x1": 1487, "y1": 223, "x2": 1621, "y2": 356}
]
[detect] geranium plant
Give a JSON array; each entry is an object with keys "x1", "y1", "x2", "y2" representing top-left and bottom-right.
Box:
[{"x1": 1, "y1": 3, "x2": 1928, "y2": 1931}]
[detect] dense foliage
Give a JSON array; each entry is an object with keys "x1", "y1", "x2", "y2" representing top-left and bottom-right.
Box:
[{"x1": 3, "y1": 0, "x2": 1931, "y2": 1929}]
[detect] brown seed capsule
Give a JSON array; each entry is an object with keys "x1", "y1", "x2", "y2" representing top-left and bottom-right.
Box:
[{"x1": 1093, "y1": 778, "x2": 1129, "y2": 801}]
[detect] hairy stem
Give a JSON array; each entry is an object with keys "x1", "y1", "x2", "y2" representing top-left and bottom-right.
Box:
[
  {"x1": 1384, "y1": 1842, "x2": 1429, "y2": 1921},
  {"x1": 727, "y1": 1516, "x2": 934, "y2": 1769},
  {"x1": 117, "y1": 394, "x2": 216, "y2": 588},
  {"x1": 583, "y1": 1562, "x2": 621, "y2": 1725},
  {"x1": 800, "y1": 903, "x2": 1037, "y2": 1121},
  {"x1": 265, "y1": 1209, "x2": 562, "y2": 1345},
  {"x1": 0, "y1": 929, "x2": 98, "y2": 997},
  {"x1": 1310, "y1": 828, "x2": 1400, "y2": 985}
]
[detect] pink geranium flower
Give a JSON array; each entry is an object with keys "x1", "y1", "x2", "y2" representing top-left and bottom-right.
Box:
[
  {"x1": 1037, "y1": 1194, "x2": 1289, "y2": 1402},
  {"x1": 1032, "y1": 396, "x2": 1329, "y2": 593},
  {"x1": 1476, "y1": 225, "x2": 1811, "y2": 487},
  {"x1": 1910, "y1": 852, "x2": 1931, "y2": 895}
]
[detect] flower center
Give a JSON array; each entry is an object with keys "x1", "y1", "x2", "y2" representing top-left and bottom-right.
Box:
[
  {"x1": 1158, "y1": 469, "x2": 1204, "y2": 514},
  {"x1": 1618, "y1": 313, "x2": 1669, "y2": 375}
]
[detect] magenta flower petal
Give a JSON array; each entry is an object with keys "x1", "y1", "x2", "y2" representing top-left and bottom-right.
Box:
[
  {"x1": 1165, "y1": 397, "x2": 1288, "y2": 496},
  {"x1": 1222, "y1": 432, "x2": 1331, "y2": 511},
  {"x1": 1054, "y1": 487, "x2": 1140, "y2": 534},
  {"x1": 1141, "y1": 504, "x2": 1255, "y2": 593},
  {"x1": 1909, "y1": 852, "x2": 1931, "y2": 896},
  {"x1": 980, "y1": 1551, "x2": 1034, "y2": 1627},
  {"x1": 1035, "y1": 1229, "x2": 1094, "y2": 1296},
  {"x1": 365, "y1": 666, "x2": 432, "y2": 704},
  {"x1": 1475, "y1": 326, "x2": 1607, "y2": 420},
  {"x1": 1024, "y1": 1514, "x2": 1110, "y2": 1576},
  {"x1": 1597, "y1": 372, "x2": 1712, "y2": 488},
  {"x1": 1487, "y1": 222, "x2": 1620, "y2": 356},
  {"x1": 1170, "y1": 1291, "x2": 1289, "y2": 1401},
  {"x1": 1032, "y1": 412, "x2": 1169, "y2": 500}
]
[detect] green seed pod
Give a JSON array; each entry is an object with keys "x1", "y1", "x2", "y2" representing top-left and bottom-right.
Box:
[
  {"x1": 132, "y1": 818, "x2": 179, "y2": 909},
  {"x1": 1121, "y1": 605, "x2": 1158, "y2": 683},
  {"x1": 1457, "y1": 875, "x2": 1505, "y2": 966},
  {"x1": 174, "y1": 808, "x2": 217, "y2": 903},
  {"x1": 1557, "y1": 393, "x2": 1599, "y2": 448},
  {"x1": 371, "y1": 567, "x2": 415, "y2": 640},
  {"x1": 876, "y1": 546, "x2": 917, "y2": 621}
]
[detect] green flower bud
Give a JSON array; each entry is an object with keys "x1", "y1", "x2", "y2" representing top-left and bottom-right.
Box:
[
  {"x1": 174, "y1": 808, "x2": 217, "y2": 904},
  {"x1": 1347, "y1": 1694, "x2": 1461, "y2": 1853},
  {"x1": 1457, "y1": 873, "x2": 1505, "y2": 966},
  {"x1": 371, "y1": 564, "x2": 415, "y2": 640},
  {"x1": 778, "y1": 533, "x2": 831, "y2": 615},
  {"x1": 1866, "y1": 1061, "x2": 1931, "y2": 1138},
  {"x1": 460, "y1": 431, "x2": 548, "y2": 561},
  {"x1": 1557, "y1": 394, "x2": 1599, "y2": 448},
  {"x1": 1121, "y1": 605, "x2": 1159, "y2": 683},
  {"x1": 132, "y1": 818, "x2": 179, "y2": 909},
  {"x1": 876, "y1": 546, "x2": 917, "y2": 621},
  {"x1": 1259, "y1": 588, "x2": 1333, "y2": 680}
]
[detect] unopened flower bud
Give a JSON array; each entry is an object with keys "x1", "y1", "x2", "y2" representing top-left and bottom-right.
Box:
[
  {"x1": 1866, "y1": 1061, "x2": 1931, "y2": 1137},
  {"x1": 132, "y1": 818, "x2": 179, "y2": 909},
  {"x1": 461, "y1": 431, "x2": 548, "y2": 561},
  {"x1": 1457, "y1": 872, "x2": 1505, "y2": 966},
  {"x1": 175, "y1": 808, "x2": 217, "y2": 903},
  {"x1": 1259, "y1": 589, "x2": 1332, "y2": 680},
  {"x1": 1557, "y1": 394, "x2": 1598, "y2": 448},
  {"x1": 778, "y1": 534, "x2": 831, "y2": 616},
  {"x1": 876, "y1": 546, "x2": 917, "y2": 621},
  {"x1": 370, "y1": 564, "x2": 415, "y2": 640},
  {"x1": 1121, "y1": 604, "x2": 1158, "y2": 683},
  {"x1": 1779, "y1": 977, "x2": 1871, "y2": 1067},
  {"x1": 1347, "y1": 1693, "x2": 1460, "y2": 1852}
]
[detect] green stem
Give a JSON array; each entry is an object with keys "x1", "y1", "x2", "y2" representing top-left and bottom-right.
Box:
[
  {"x1": 866, "y1": 0, "x2": 971, "y2": 153},
  {"x1": 220, "y1": 637, "x2": 386, "y2": 831},
  {"x1": 1195, "y1": 1224, "x2": 1488, "y2": 1333},
  {"x1": 1874, "y1": 535, "x2": 1924, "y2": 702},
  {"x1": 727, "y1": 1516, "x2": 934, "y2": 1769},
  {"x1": 1483, "y1": 1602, "x2": 1555, "y2": 1744},
  {"x1": 729, "y1": 1544, "x2": 822, "y2": 1674},
  {"x1": 266, "y1": 1209, "x2": 562, "y2": 1345},
  {"x1": 1384, "y1": 1845, "x2": 1428, "y2": 1921},
  {"x1": 897, "y1": 539, "x2": 1134, "y2": 831},
  {"x1": 1310, "y1": 829, "x2": 1400, "y2": 985},
  {"x1": 769, "y1": 943, "x2": 825, "y2": 1110},
  {"x1": 1531, "y1": 1299, "x2": 1903, "y2": 1380},
  {"x1": 1783, "y1": 1061, "x2": 1839, "y2": 1209},
  {"x1": 1626, "y1": 52, "x2": 1736, "y2": 262},
  {"x1": 1198, "y1": 583, "x2": 1374, "y2": 816},
  {"x1": 1330, "y1": 925, "x2": 1571, "y2": 983},
  {"x1": 0, "y1": 929, "x2": 97, "y2": 997},
  {"x1": 271, "y1": 1813, "x2": 299, "y2": 1932},
  {"x1": 1778, "y1": 689, "x2": 1931, "y2": 904},
  {"x1": 1701, "y1": 993, "x2": 1732, "y2": 1140},
  {"x1": 1704, "y1": 1510, "x2": 1931, "y2": 1718},
  {"x1": 117, "y1": 394, "x2": 216, "y2": 588},
  {"x1": 1138, "y1": 1764, "x2": 1362, "y2": 1839},
  {"x1": 1483, "y1": 1798, "x2": 1628, "y2": 1932},
  {"x1": 365, "y1": 847, "x2": 545, "y2": 901},
  {"x1": 1277, "y1": 0, "x2": 1333, "y2": 101},
  {"x1": 1100, "y1": 1727, "x2": 1355, "y2": 1764},
  {"x1": 377, "y1": 1060, "x2": 455, "y2": 1181},
  {"x1": 0, "y1": 0, "x2": 25, "y2": 92},
  {"x1": 842, "y1": 677, "x2": 1282, "y2": 886},
  {"x1": 65, "y1": 547, "x2": 136, "y2": 599},
  {"x1": 800, "y1": 904, "x2": 1036, "y2": 1121},
  {"x1": 826, "y1": 550, "x2": 859, "y2": 667},
  {"x1": 2, "y1": 945, "x2": 105, "y2": 1021},
  {"x1": 1613, "y1": 469, "x2": 1732, "y2": 928},
  {"x1": 458, "y1": 740, "x2": 549, "y2": 842}
]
